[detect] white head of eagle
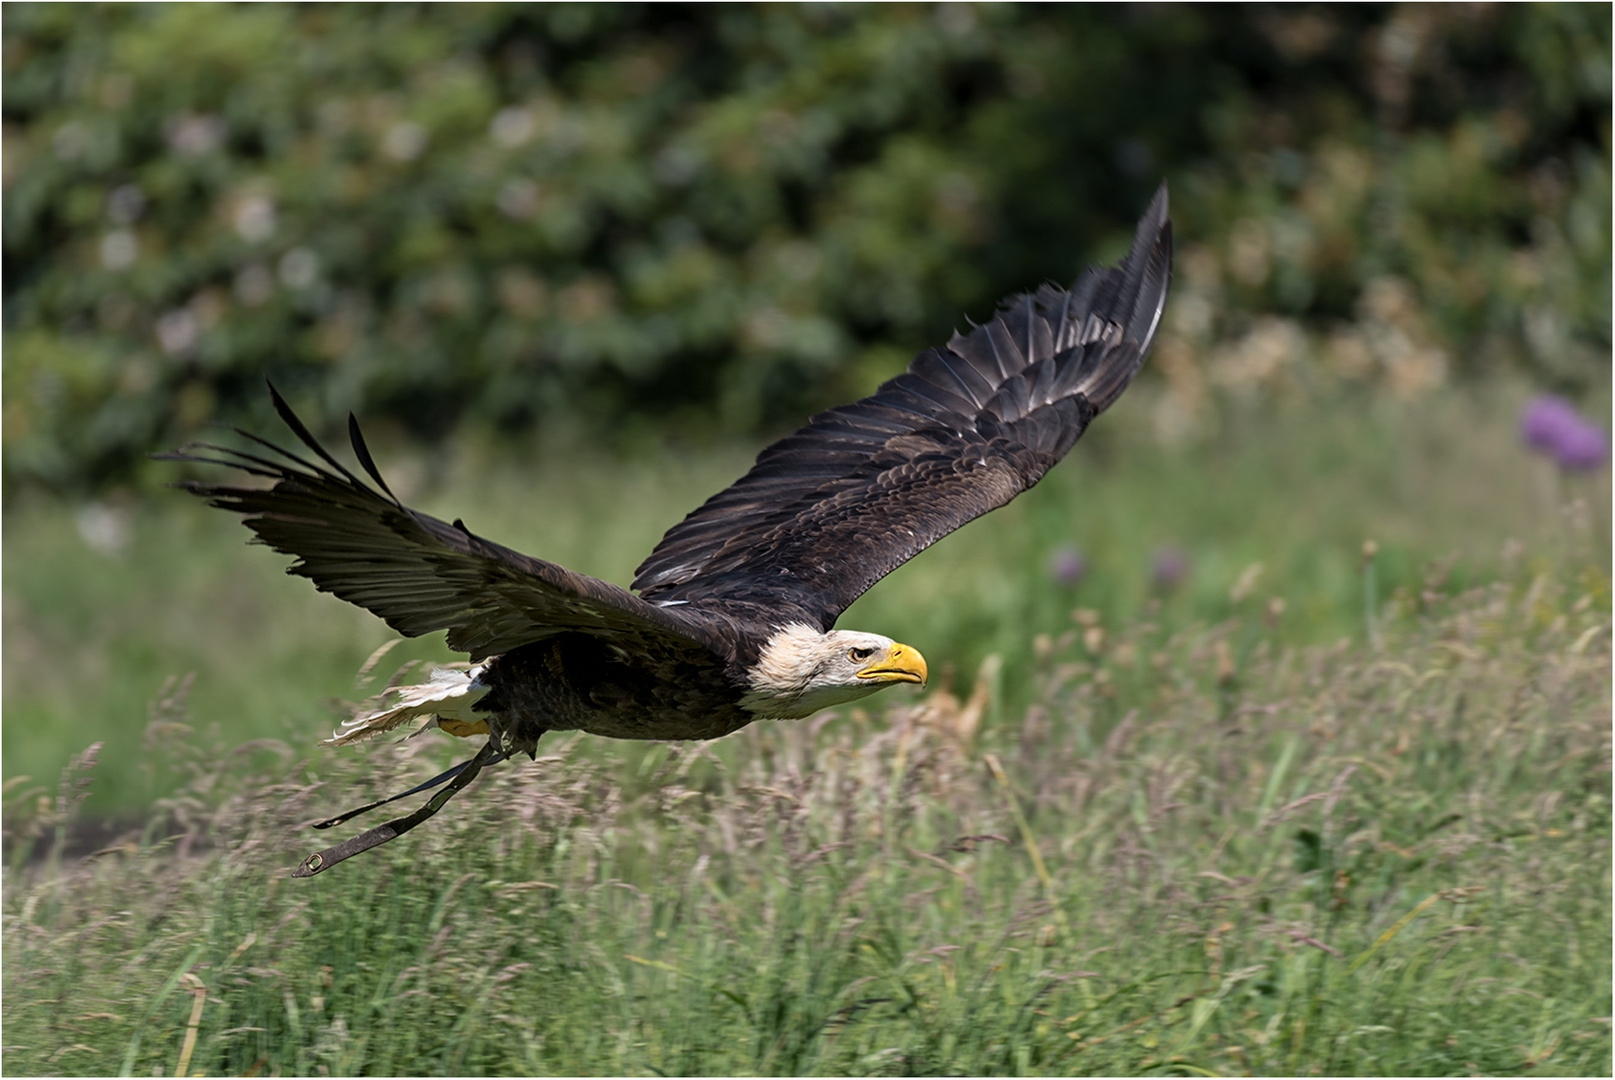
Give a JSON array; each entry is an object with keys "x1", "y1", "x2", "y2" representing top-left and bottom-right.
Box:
[{"x1": 740, "y1": 624, "x2": 928, "y2": 720}]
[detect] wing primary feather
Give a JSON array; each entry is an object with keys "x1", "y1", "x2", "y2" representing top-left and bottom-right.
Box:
[
  {"x1": 267, "y1": 381, "x2": 370, "y2": 491},
  {"x1": 155, "y1": 444, "x2": 287, "y2": 480},
  {"x1": 196, "y1": 422, "x2": 338, "y2": 481},
  {"x1": 347, "y1": 413, "x2": 402, "y2": 505},
  {"x1": 932, "y1": 351, "x2": 982, "y2": 408}
]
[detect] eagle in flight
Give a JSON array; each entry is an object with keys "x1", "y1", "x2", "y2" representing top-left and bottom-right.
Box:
[{"x1": 166, "y1": 186, "x2": 1172, "y2": 876}]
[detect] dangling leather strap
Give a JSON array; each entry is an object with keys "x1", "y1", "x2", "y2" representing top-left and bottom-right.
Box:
[
  {"x1": 311, "y1": 752, "x2": 491, "y2": 831},
  {"x1": 292, "y1": 741, "x2": 504, "y2": 878}
]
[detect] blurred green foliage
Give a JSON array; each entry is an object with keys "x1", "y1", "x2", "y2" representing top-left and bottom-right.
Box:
[{"x1": 4, "y1": 3, "x2": 1609, "y2": 491}]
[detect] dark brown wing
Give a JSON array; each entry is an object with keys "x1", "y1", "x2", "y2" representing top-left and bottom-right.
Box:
[
  {"x1": 632, "y1": 185, "x2": 1172, "y2": 629},
  {"x1": 161, "y1": 386, "x2": 727, "y2": 664}
]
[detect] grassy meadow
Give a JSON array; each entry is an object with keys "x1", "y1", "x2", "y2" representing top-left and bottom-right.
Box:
[{"x1": 3, "y1": 379, "x2": 1611, "y2": 1075}]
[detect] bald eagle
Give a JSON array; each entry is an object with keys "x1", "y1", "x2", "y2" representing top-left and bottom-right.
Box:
[{"x1": 166, "y1": 186, "x2": 1172, "y2": 876}]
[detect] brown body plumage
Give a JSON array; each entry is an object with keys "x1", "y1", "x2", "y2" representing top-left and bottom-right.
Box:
[{"x1": 164, "y1": 186, "x2": 1173, "y2": 875}]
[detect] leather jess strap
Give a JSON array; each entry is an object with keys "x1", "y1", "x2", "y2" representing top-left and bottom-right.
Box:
[{"x1": 292, "y1": 741, "x2": 505, "y2": 878}]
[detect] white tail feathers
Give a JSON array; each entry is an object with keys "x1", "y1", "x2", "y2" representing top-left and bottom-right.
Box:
[{"x1": 323, "y1": 665, "x2": 491, "y2": 746}]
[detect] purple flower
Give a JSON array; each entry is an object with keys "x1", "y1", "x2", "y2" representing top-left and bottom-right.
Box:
[
  {"x1": 1520, "y1": 395, "x2": 1581, "y2": 451},
  {"x1": 1151, "y1": 546, "x2": 1189, "y2": 591},
  {"x1": 1554, "y1": 419, "x2": 1609, "y2": 471},
  {"x1": 1521, "y1": 395, "x2": 1609, "y2": 471},
  {"x1": 1048, "y1": 546, "x2": 1087, "y2": 586}
]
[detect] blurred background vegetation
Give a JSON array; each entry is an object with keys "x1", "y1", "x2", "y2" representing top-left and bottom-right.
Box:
[{"x1": 4, "y1": 2, "x2": 1610, "y2": 492}]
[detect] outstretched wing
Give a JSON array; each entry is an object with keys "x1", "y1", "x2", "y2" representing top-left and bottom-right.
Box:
[
  {"x1": 162, "y1": 386, "x2": 723, "y2": 664},
  {"x1": 632, "y1": 184, "x2": 1172, "y2": 629}
]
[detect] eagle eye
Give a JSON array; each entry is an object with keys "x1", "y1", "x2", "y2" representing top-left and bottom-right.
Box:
[{"x1": 848, "y1": 646, "x2": 874, "y2": 662}]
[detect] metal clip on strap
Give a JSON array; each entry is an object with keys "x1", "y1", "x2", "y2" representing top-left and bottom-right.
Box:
[{"x1": 292, "y1": 741, "x2": 503, "y2": 878}]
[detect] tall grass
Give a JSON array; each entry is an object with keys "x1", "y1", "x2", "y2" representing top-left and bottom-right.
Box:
[{"x1": 4, "y1": 554, "x2": 1608, "y2": 1076}]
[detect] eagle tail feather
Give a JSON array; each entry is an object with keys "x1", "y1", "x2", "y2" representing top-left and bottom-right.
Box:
[{"x1": 323, "y1": 666, "x2": 490, "y2": 746}]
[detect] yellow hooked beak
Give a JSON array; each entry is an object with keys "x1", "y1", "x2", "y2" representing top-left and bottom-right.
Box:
[{"x1": 856, "y1": 642, "x2": 928, "y2": 686}]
